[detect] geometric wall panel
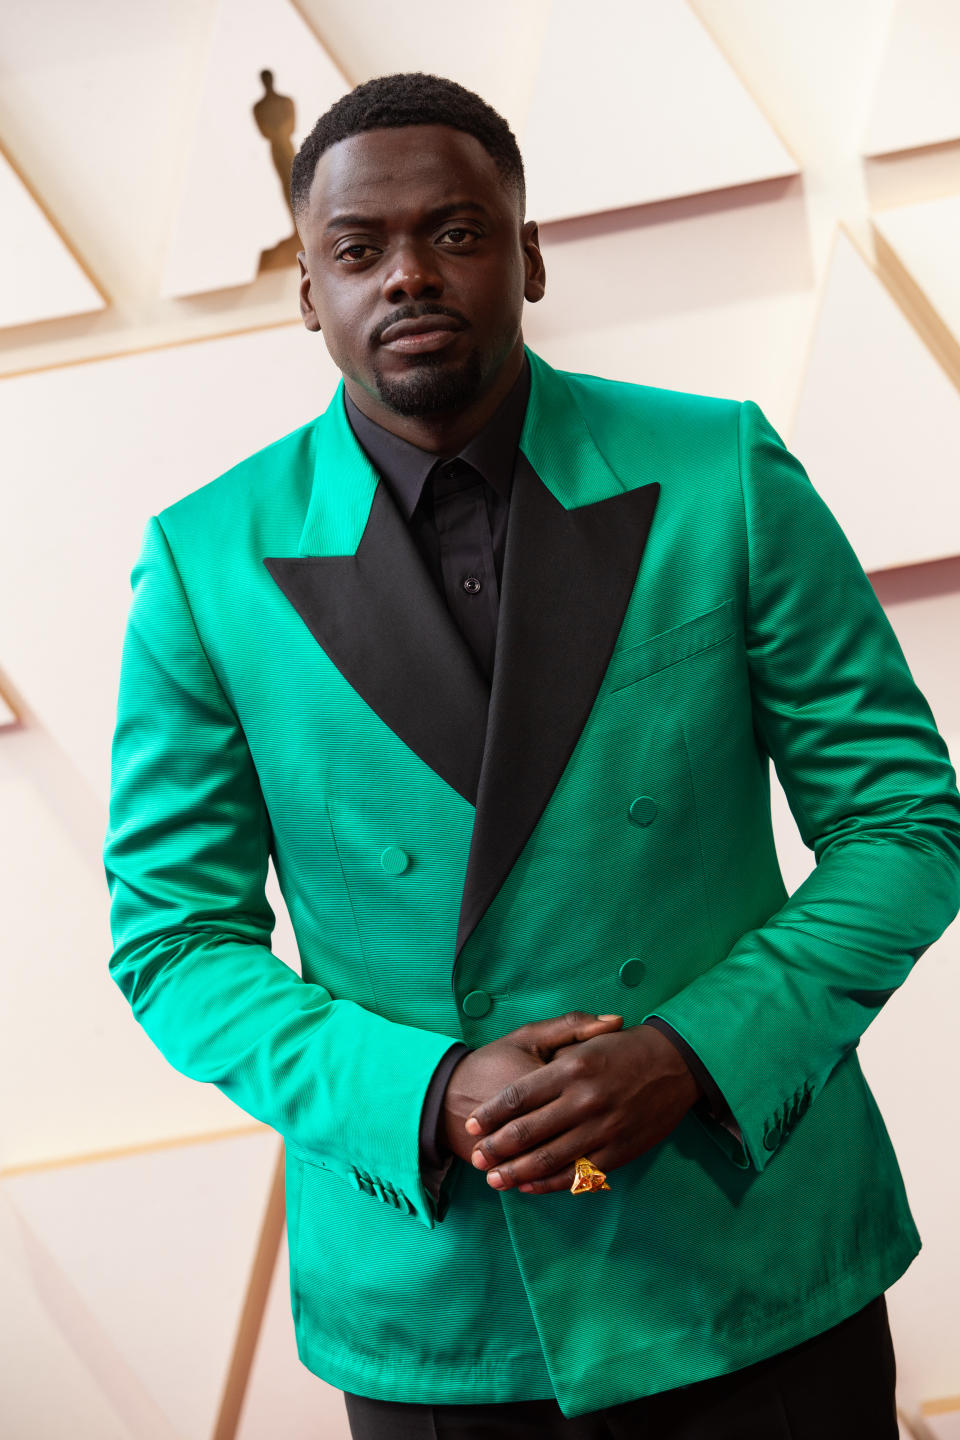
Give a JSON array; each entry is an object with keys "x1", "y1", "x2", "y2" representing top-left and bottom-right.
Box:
[
  {"x1": 236, "y1": 1218, "x2": 350, "y2": 1440},
  {"x1": 525, "y1": 179, "x2": 815, "y2": 433},
  {"x1": 0, "y1": 326, "x2": 330, "y2": 1173},
  {"x1": 0, "y1": 773, "x2": 138, "y2": 1172},
  {"x1": 920, "y1": 1408, "x2": 960, "y2": 1440},
  {"x1": 0, "y1": 323, "x2": 338, "y2": 806},
  {"x1": 0, "y1": 1190, "x2": 145, "y2": 1440},
  {"x1": 0, "y1": 151, "x2": 103, "y2": 328},
  {"x1": 297, "y1": 0, "x2": 552, "y2": 139},
  {"x1": 874, "y1": 193, "x2": 960, "y2": 349},
  {"x1": 0, "y1": 767, "x2": 300, "y2": 1173},
  {"x1": 690, "y1": 0, "x2": 902, "y2": 168},
  {"x1": 3, "y1": 1131, "x2": 278, "y2": 1440},
  {"x1": 161, "y1": 0, "x2": 348, "y2": 297},
  {"x1": 862, "y1": 0, "x2": 960, "y2": 156},
  {"x1": 522, "y1": 0, "x2": 797, "y2": 223},
  {"x1": 791, "y1": 227, "x2": 960, "y2": 572},
  {"x1": 0, "y1": 3, "x2": 215, "y2": 309}
]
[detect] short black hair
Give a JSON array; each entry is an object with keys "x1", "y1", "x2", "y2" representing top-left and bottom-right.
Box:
[{"x1": 290, "y1": 72, "x2": 526, "y2": 220}]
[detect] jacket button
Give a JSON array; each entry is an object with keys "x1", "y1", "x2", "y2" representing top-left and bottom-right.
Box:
[
  {"x1": 462, "y1": 989, "x2": 492, "y2": 1017},
  {"x1": 618, "y1": 957, "x2": 646, "y2": 987},
  {"x1": 628, "y1": 796, "x2": 658, "y2": 826},
  {"x1": 380, "y1": 845, "x2": 409, "y2": 874}
]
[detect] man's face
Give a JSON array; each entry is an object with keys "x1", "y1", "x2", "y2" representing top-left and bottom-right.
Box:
[{"x1": 296, "y1": 124, "x2": 545, "y2": 419}]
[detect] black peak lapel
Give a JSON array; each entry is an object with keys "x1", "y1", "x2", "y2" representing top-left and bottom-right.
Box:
[
  {"x1": 454, "y1": 453, "x2": 660, "y2": 960},
  {"x1": 264, "y1": 478, "x2": 490, "y2": 804}
]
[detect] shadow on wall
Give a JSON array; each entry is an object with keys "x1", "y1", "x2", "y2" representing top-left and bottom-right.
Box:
[{"x1": 528, "y1": 174, "x2": 812, "y2": 340}]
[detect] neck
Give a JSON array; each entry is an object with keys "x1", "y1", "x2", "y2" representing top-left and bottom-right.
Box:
[{"x1": 342, "y1": 338, "x2": 525, "y2": 455}]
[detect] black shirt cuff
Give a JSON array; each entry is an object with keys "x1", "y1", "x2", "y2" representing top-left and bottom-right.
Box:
[
  {"x1": 642, "y1": 1017, "x2": 734, "y2": 1125},
  {"x1": 419, "y1": 1042, "x2": 473, "y2": 1169}
]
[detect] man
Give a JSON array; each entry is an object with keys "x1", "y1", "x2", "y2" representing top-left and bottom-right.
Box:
[{"x1": 103, "y1": 72, "x2": 960, "y2": 1438}]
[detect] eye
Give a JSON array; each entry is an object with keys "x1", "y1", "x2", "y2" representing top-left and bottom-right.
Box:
[
  {"x1": 439, "y1": 227, "x2": 479, "y2": 246},
  {"x1": 335, "y1": 243, "x2": 378, "y2": 263}
]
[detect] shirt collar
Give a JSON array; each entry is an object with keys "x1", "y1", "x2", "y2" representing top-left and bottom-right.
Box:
[{"x1": 343, "y1": 355, "x2": 530, "y2": 521}]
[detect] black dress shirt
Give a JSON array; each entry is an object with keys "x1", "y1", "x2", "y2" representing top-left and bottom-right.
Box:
[{"x1": 343, "y1": 360, "x2": 733, "y2": 1197}]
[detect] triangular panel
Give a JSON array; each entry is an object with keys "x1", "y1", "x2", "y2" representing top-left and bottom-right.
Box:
[
  {"x1": 522, "y1": 0, "x2": 797, "y2": 223},
  {"x1": 0, "y1": 323, "x2": 336, "y2": 809},
  {"x1": 920, "y1": 1408, "x2": 960, "y2": 1439},
  {"x1": 296, "y1": 0, "x2": 551, "y2": 136},
  {"x1": 791, "y1": 228, "x2": 960, "y2": 572},
  {"x1": 0, "y1": 152, "x2": 103, "y2": 328},
  {"x1": 5, "y1": 1131, "x2": 278, "y2": 1440},
  {"x1": 161, "y1": 0, "x2": 348, "y2": 297},
  {"x1": 863, "y1": 0, "x2": 960, "y2": 156},
  {"x1": 0, "y1": 1191, "x2": 152, "y2": 1440},
  {"x1": 874, "y1": 194, "x2": 960, "y2": 349}
]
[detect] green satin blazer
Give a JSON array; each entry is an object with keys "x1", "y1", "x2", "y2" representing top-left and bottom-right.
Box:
[{"x1": 103, "y1": 346, "x2": 960, "y2": 1419}]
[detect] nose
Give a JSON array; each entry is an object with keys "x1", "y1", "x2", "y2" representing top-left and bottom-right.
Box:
[{"x1": 381, "y1": 240, "x2": 444, "y2": 304}]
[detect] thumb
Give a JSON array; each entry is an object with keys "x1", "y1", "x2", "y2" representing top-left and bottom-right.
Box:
[{"x1": 513, "y1": 1010, "x2": 624, "y2": 1062}]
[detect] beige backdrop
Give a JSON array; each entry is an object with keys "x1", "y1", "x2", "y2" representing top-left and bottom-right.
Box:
[{"x1": 1, "y1": 3, "x2": 959, "y2": 1438}]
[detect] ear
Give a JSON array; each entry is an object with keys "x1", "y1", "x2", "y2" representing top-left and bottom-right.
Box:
[
  {"x1": 298, "y1": 252, "x2": 321, "y2": 332},
  {"x1": 521, "y1": 220, "x2": 546, "y2": 304}
]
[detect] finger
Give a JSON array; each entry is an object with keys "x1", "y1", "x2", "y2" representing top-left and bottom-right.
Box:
[
  {"x1": 470, "y1": 1095, "x2": 574, "y2": 1168},
  {"x1": 484, "y1": 1124, "x2": 612, "y2": 1192},
  {"x1": 514, "y1": 1010, "x2": 623, "y2": 1062},
  {"x1": 466, "y1": 1063, "x2": 564, "y2": 1140},
  {"x1": 551, "y1": 1012, "x2": 625, "y2": 1052}
]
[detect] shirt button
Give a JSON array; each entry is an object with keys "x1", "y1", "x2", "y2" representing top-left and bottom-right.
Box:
[{"x1": 462, "y1": 575, "x2": 482, "y2": 594}]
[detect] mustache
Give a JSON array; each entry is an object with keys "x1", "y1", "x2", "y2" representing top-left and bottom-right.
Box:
[{"x1": 370, "y1": 303, "x2": 469, "y2": 345}]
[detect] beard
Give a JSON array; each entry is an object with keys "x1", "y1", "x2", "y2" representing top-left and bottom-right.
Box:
[{"x1": 369, "y1": 347, "x2": 485, "y2": 417}]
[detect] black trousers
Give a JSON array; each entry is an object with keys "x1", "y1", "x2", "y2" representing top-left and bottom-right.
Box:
[{"x1": 342, "y1": 1293, "x2": 898, "y2": 1438}]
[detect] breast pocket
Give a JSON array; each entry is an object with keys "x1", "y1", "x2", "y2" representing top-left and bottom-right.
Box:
[{"x1": 604, "y1": 598, "x2": 738, "y2": 692}]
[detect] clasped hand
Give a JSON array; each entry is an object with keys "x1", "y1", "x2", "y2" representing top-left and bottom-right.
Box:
[{"x1": 440, "y1": 1011, "x2": 703, "y2": 1195}]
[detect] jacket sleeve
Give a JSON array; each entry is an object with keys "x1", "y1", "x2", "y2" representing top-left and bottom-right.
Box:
[
  {"x1": 102, "y1": 514, "x2": 465, "y2": 1228},
  {"x1": 643, "y1": 399, "x2": 960, "y2": 1171}
]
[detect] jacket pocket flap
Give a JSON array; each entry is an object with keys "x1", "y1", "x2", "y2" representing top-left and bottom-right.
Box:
[{"x1": 605, "y1": 598, "x2": 737, "y2": 691}]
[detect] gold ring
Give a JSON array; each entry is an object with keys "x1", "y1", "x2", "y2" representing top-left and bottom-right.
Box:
[{"x1": 570, "y1": 1157, "x2": 611, "y2": 1192}]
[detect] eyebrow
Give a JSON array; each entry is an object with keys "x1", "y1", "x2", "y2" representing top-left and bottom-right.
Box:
[{"x1": 323, "y1": 200, "x2": 491, "y2": 235}]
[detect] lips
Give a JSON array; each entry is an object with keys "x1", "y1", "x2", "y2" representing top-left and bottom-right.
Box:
[{"x1": 378, "y1": 314, "x2": 463, "y2": 344}]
